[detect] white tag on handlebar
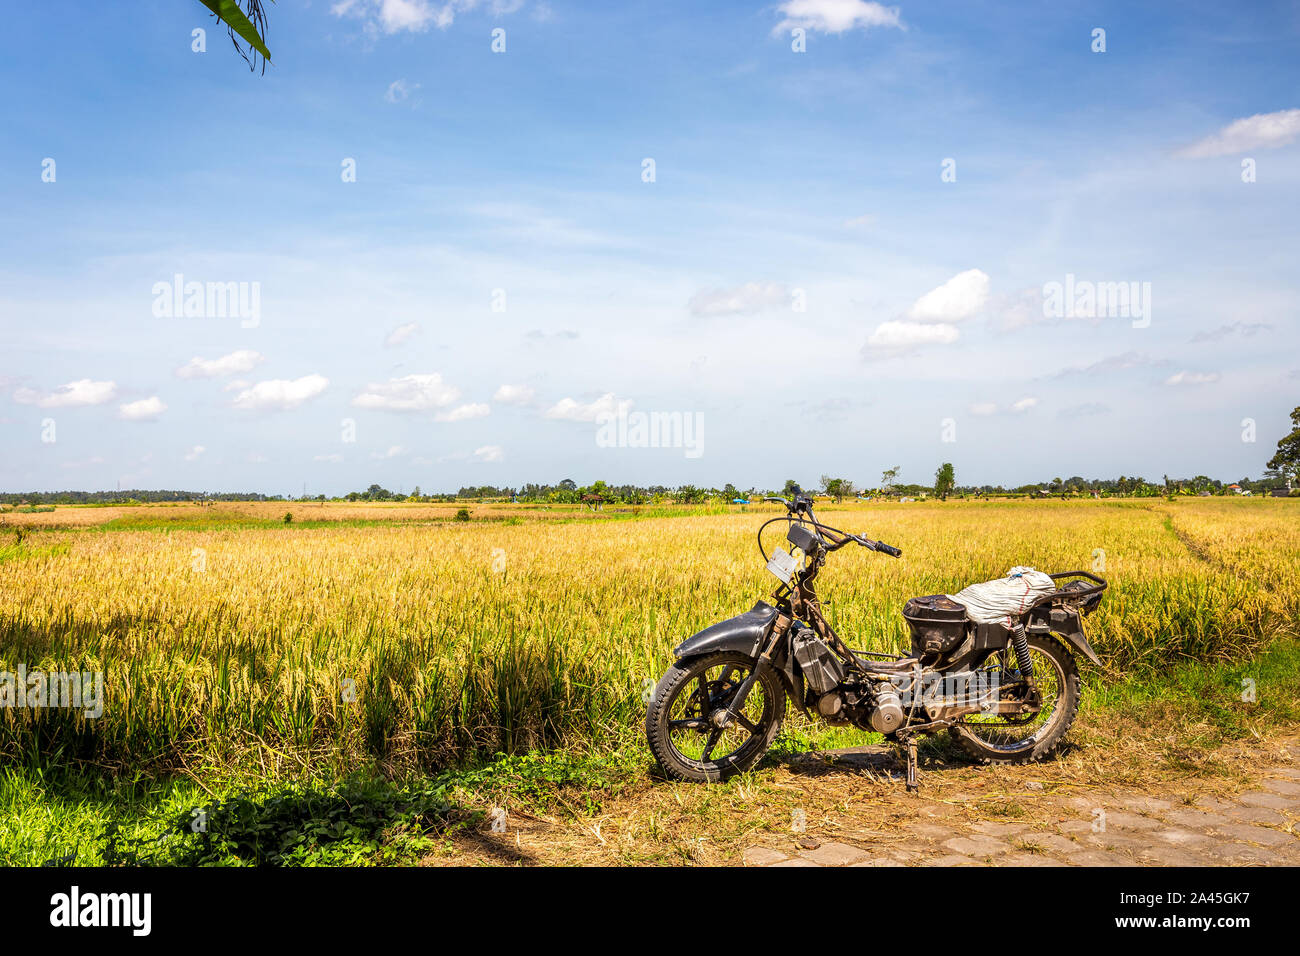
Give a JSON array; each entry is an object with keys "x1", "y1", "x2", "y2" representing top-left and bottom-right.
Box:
[{"x1": 766, "y1": 547, "x2": 799, "y2": 586}]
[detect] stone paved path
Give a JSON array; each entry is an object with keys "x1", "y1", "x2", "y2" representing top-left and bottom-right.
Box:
[{"x1": 743, "y1": 741, "x2": 1300, "y2": 867}]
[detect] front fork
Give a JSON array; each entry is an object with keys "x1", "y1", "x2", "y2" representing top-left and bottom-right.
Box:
[{"x1": 717, "y1": 615, "x2": 790, "y2": 727}]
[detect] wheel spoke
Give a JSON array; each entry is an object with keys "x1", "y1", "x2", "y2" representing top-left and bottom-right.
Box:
[
  {"x1": 669, "y1": 718, "x2": 709, "y2": 732},
  {"x1": 701, "y1": 728, "x2": 723, "y2": 761},
  {"x1": 694, "y1": 675, "x2": 713, "y2": 711},
  {"x1": 733, "y1": 712, "x2": 758, "y2": 734}
]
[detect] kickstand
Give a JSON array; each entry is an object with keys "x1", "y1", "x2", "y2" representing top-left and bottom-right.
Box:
[{"x1": 903, "y1": 736, "x2": 919, "y2": 793}]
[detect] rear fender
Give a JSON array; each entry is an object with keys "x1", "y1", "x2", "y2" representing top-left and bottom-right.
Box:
[{"x1": 1029, "y1": 606, "x2": 1102, "y2": 666}]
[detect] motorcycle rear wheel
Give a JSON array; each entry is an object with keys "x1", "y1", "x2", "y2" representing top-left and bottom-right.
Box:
[
  {"x1": 951, "y1": 633, "x2": 1080, "y2": 764},
  {"x1": 645, "y1": 651, "x2": 786, "y2": 783}
]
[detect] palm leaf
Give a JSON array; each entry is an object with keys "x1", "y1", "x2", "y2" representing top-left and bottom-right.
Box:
[{"x1": 198, "y1": 0, "x2": 272, "y2": 63}]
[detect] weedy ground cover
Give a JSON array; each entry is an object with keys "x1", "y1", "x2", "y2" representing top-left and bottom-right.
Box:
[{"x1": 1, "y1": 498, "x2": 1295, "y2": 864}]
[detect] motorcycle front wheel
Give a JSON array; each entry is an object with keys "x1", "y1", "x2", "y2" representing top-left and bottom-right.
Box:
[{"x1": 645, "y1": 651, "x2": 786, "y2": 783}]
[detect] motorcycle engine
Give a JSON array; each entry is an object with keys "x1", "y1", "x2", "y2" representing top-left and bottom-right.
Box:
[
  {"x1": 789, "y1": 629, "x2": 909, "y2": 733},
  {"x1": 869, "y1": 683, "x2": 905, "y2": 734},
  {"x1": 791, "y1": 628, "x2": 850, "y2": 721}
]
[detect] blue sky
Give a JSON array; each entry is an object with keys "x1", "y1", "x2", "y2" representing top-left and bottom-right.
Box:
[{"x1": 2, "y1": 0, "x2": 1298, "y2": 495}]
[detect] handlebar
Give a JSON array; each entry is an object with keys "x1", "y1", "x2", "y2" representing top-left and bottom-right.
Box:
[
  {"x1": 843, "y1": 534, "x2": 901, "y2": 558},
  {"x1": 760, "y1": 489, "x2": 902, "y2": 560}
]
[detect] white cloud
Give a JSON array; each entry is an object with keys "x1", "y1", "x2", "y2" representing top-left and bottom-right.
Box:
[
  {"x1": 1164, "y1": 370, "x2": 1220, "y2": 386},
  {"x1": 385, "y1": 79, "x2": 420, "y2": 103},
  {"x1": 545, "y1": 392, "x2": 632, "y2": 422},
  {"x1": 525, "y1": 328, "x2": 580, "y2": 342},
  {"x1": 1176, "y1": 108, "x2": 1300, "y2": 159},
  {"x1": 492, "y1": 383, "x2": 535, "y2": 405},
  {"x1": 349, "y1": 0, "x2": 441, "y2": 32},
  {"x1": 352, "y1": 373, "x2": 460, "y2": 412},
  {"x1": 1189, "y1": 321, "x2": 1271, "y2": 343},
  {"x1": 384, "y1": 322, "x2": 420, "y2": 347},
  {"x1": 314, "y1": 453, "x2": 344, "y2": 463},
  {"x1": 990, "y1": 287, "x2": 1048, "y2": 332},
  {"x1": 688, "y1": 282, "x2": 788, "y2": 317},
  {"x1": 184, "y1": 445, "x2": 206, "y2": 461},
  {"x1": 13, "y1": 378, "x2": 118, "y2": 408},
  {"x1": 774, "y1": 0, "x2": 903, "y2": 36},
  {"x1": 843, "y1": 213, "x2": 875, "y2": 227},
  {"x1": 231, "y1": 374, "x2": 329, "y2": 412},
  {"x1": 864, "y1": 320, "x2": 959, "y2": 350},
  {"x1": 334, "y1": 0, "x2": 522, "y2": 35},
  {"x1": 370, "y1": 445, "x2": 407, "y2": 459},
  {"x1": 1052, "y1": 351, "x2": 1167, "y2": 378},
  {"x1": 439, "y1": 444, "x2": 505, "y2": 463},
  {"x1": 970, "y1": 398, "x2": 1036, "y2": 416},
  {"x1": 119, "y1": 396, "x2": 167, "y2": 421},
  {"x1": 175, "y1": 350, "x2": 265, "y2": 379},
  {"x1": 907, "y1": 269, "x2": 990, "y2": 323},
  {"x1": 435, "y1": 402, "x2": 490, "y2": 422}
]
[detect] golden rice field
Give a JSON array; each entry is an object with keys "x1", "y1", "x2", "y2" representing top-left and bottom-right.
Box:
[{"x1": 1, "y1": 498, "x2": 1296, "y2": 778}]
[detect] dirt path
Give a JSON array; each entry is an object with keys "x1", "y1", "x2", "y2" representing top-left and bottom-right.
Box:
[
  {"x1": 741, "y1": 739, "x2": 1300, "y2": 867},
  {"x1": 427, "y1": 734, "x2": 1300, "y2": 866}
]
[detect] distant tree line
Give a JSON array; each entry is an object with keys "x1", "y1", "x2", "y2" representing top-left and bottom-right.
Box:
[
  {"x1": 7, "y1": 405, "x2": 1298, "y2": 506},
  {"x1": 0, "y1": 489, "x2": 277, "y2": 505},
  {"x1": 341, "y1": 467, "x2": 1295, "y2": 504},
  {"x1": 3, "y1": 470, "x2": 1294, "y2": 507}
]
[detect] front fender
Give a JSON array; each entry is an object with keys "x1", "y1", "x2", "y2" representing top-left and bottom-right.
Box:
[{"x1": 672, "y1": 601, "x2": 778, "y2": 660}]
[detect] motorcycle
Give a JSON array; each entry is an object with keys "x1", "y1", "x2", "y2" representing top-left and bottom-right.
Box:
[{"x1": 645, "y1": 490, "x2": 1107, "y2": 789}]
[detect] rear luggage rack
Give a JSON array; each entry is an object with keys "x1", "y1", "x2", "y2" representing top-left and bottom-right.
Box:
[{"x1": 1032, "y1": 571, "x2": 1107, "y2": 614}]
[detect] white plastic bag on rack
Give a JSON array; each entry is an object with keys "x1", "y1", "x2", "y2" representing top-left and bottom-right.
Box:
[{"x1": 947, "y1": 566, "x2": 1055, "y2": 626}]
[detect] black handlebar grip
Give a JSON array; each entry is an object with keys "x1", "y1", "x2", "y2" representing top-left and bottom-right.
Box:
[{"x1": 875, "y1": 542, "x2": 902, "y2": 557}]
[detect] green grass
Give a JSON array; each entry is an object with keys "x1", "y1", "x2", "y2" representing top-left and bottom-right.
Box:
[
  {"x1": 0, "y1": 542, "x2": 70, "y2": 564},
  {"x1": 6, "y1": 636, "x2": 1296, "y2": 866},
  {"x1": 0, "y1": 746, "x2": 645, "y2": 866},
  {"x1": 1085, "y1": 634, "x2": 1300, "y2": 735}
]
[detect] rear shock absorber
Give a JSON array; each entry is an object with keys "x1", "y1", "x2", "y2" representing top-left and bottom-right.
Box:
[{"x1": 1010, "y1": 623, "x2": 1034, "y2": 678}]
